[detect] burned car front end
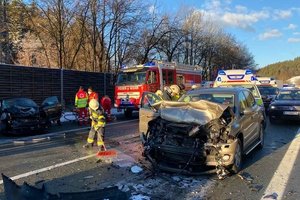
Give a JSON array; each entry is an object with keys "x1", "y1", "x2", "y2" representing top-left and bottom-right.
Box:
[
  {"x1": 0, "y1": 98, "x2": 46, "y2": 134},
  {"x1": 142, "y1": 100, "x2": 236, "y2": 175}
]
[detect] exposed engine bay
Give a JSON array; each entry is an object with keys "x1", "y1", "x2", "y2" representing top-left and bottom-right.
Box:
[{"x1": 142, "y1": 100, "x2": 236, "y2": 177}]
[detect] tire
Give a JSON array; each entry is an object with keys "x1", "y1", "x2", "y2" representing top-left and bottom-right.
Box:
[
  {"x1": 258, "y1": 124, "x2": 264, "y2": 149},
  {"x1": 230, "y1": 139, "x2": 243, "y2": 174},
  {"x1": 124, "y1": 109, "x2": 132, "y2": 118}
]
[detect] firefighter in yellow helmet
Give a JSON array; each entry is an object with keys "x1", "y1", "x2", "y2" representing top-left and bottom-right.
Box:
[
  {"x1": 83, "y1": 99, "x2": 106, "y2": 150},
  {"x1": 155, "y1": 89, "x2": 163, "y2": 99},
  {"x1": 170, "y1": 84, "x2": 181, "y2": 101}
]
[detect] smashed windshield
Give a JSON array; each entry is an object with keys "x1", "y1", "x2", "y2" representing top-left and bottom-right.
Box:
[
  {"x1": 42, "y1": 96, "x2": 59, "y2": 107},
  {"x1": 116, "y1": 71, "x2": 146, "y2": 85}
]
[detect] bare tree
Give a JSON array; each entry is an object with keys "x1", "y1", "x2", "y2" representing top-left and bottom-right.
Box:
[
  {"x1": 26, "y1": 0, "x2": 82, "y2": 69},
  {"x1": 155, "y1": 14, "x2": 186, "y2": 62}
]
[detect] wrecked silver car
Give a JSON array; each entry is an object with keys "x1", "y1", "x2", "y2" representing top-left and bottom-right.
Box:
[{"x1": 139, "y1": 88, "x2": 265, "y2": 178}]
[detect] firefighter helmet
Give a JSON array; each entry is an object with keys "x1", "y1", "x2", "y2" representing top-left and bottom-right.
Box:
[
  {"x1": 170, "y1": 85, "x2": 180, "y2": 95},
  {"x1": 155, "y1": 90, "x2": 163, "y2": 97},
  {"x1": 89, "y1": 99, "x2": 99, "y2": 110}
]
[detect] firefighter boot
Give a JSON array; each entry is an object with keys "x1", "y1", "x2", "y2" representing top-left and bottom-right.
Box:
[{"x1": 98, "y1": 145, "x2": 106, "y2": 152}]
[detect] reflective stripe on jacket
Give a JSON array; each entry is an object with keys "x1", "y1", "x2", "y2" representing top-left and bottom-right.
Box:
[
  {"x1": 75, "y1": 90, "x2": 88, "y2": 108},
  {"x1": 89, "y1": 109, "x2": 106, "y2": 129}
]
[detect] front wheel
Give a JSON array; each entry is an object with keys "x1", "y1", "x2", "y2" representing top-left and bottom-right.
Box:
[{"x1": 229, "y1": 139, "x2": 243, "y2": 174}]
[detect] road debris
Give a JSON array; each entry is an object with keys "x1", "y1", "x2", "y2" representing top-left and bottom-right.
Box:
[
  {"x1": 238, "y1": 172, "x2": 254, "y2": 183},
  {"x1": 131, "y1": 165, "x2": 143, "y2": 174},
  {"x1": 2, "y1": 174, "x2": 129, "y2": 200},
  {"x1": 263, "y1": 192, "x2": 278, "y2": 199},
  {"x1": 83, "y1": 175, "x2": 94, "y2": 179},
  {"x1": 249, "y1": 184, "x2": 263, "y2": 192},
  {"x1": 130, "y1": 194, "x2": 151, "y2": 200}
]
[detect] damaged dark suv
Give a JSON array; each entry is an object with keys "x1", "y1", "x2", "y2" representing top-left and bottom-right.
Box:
[{"x1": 139, "y1": 87, "x2": 265, "y2": 178}]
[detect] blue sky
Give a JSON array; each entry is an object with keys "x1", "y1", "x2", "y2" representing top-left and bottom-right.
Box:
[{"x1": 150, "y1": 0, "x2": 300, "y2": 68}]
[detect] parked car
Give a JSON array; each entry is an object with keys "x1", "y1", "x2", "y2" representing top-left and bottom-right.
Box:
[
  {"x1": 257, "y1": 85, "x2": 279, "y2": 112},
  {"x1": 0, "y1": 96, "x2": 62, "y2": 134},
  {"x1": 139, "y1": 87, "x2": 265, "y2": 177},
  {"x1": 40, "y1": 96, "x2": 63, "y2": 126},
  {"x1": 269, "y1": 89, "x2": 300, "y2": 124}
]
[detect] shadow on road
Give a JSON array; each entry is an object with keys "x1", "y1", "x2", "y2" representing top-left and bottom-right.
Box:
[{"x1": 243, "y1": 119, "x2": 299, "y2": 170}]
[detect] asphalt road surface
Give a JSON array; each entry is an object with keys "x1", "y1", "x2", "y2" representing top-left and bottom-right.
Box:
[{"x1": 0, "y1": 114, "x2": 299, "y2": 200}]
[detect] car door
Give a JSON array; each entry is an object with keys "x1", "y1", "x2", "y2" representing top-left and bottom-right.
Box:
[
  {"x1": 243, "y1": 90, "x2": 261, "y2": 146},
  {"x1": 139, "y1": 92, "x2": 161, "y2": 135},
  {"x1": 40, "y1": 96, "x2": 62, "y2": 121},
  {"x1": 237, "y1": 91, "x2": 255, "y2": 150}
]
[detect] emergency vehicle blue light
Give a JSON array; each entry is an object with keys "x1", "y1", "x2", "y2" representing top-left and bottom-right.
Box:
[
  {"x1": 218, "y1": 70, "x2": 226, "y2": 75},
  {"x1": 143, "y1": 61, "x2": 156, "y2": 66},
  {"x1": 245, "y1": 69, "x2": 253, "y2": 75},
  {"x1": 217, "y1": 77, "x2": 221, "y2": 82},
  {"x1": 251, "y1": 76, "x2": 257, "y2": 81}
]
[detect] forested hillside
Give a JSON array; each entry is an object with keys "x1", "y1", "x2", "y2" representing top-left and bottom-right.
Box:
[{"x1": 257, "y1": 57, "x2": 300, "y2": 80}]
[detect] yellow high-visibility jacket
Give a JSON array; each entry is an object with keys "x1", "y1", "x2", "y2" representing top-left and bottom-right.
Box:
[{"x1": 89, "y1": 108, "x2": 106, "y2": 130}]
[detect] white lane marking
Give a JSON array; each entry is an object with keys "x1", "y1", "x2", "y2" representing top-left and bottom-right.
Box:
[
  {"x1": 261, "y1": 128, "x2": 300, "y2": 199},
  {"x1": 0, "y1": 119, "x2": 139, "y2": 185},
  {"x1": 0, "y1": 154, "x2": 96, "y2": 185},
  {"x1": 0, "y1": 119, "x2": 138, "y2": 145}
]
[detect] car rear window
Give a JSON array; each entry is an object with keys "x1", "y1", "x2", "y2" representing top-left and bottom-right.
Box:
[
  {"x1": 258, "y1": 87, "x2": 279, "y2": 96},
  {"x1": 224, "y1": 84, "x2": 260, "y2": 98},
  {"x1": 277, "y1": 90, "x2": 300, "y2": 100}
]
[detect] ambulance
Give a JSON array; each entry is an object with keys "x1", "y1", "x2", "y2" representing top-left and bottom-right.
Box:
[
  {"x1": 213, "y1": 69, "x2": 266, "y2": 128},
  {"x1": 214, "y1": 69, "x2": 256, "y2": 86},
  {"x1": 213, "y1": 69, "x2": 263, "y2": 107}
]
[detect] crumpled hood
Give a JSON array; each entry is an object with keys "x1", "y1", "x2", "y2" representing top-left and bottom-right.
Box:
[
  {"x1": 7, "y1": 105, "x2": 39, "y2": 117},
  {"x1": 156, "y1": 100, "x2": 230, "y2": 125}
]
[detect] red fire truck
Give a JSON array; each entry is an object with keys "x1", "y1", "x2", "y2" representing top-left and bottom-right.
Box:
[{"x1": 114, "y1": 61, "x2": 202, "y2": 117}]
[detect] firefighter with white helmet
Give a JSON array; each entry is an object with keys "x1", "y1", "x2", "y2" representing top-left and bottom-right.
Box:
[{"x1": 83, "y1": 99, "x2": 106, "y2": 150}]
